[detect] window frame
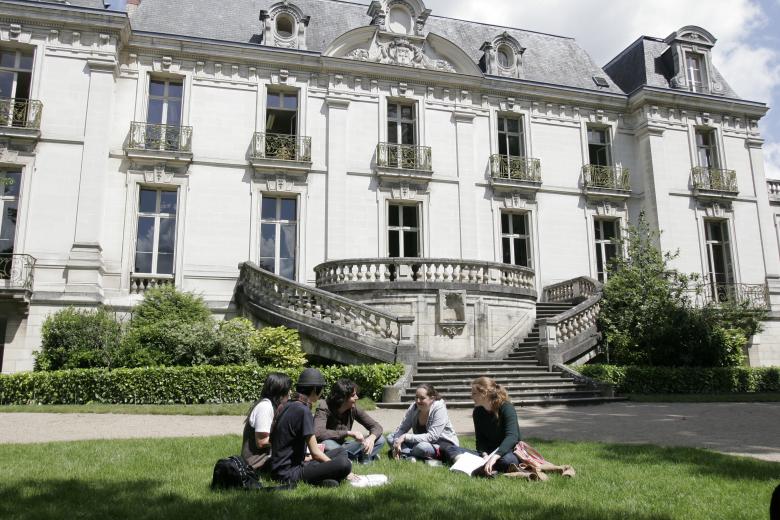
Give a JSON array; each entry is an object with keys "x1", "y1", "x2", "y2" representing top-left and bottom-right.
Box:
[
  {"x1": 265, "y1": 87, "x2": 299, "y2": 137},
  {"x1": 586, "y1": 125, "x2": 613, "y2": 167},
  {"x1": 386, "y1": 100, "x2": 417, "y2": 146},
  {"x1": 497, "y1": 114, "x2": 526, "y2": 158},
  {"x1": 132, "y1": 187, "x2": 179, "y2": 277},
  {"x1": 258, "y1": 194, "x2": 299, "y2": 280},
  {"x1": 146, "y1": 76, "x2": 183, "y2": 126},
  {"x1": 593, "y1": 218, "x2": 620, "y2": 282},
  {"x1": 387, "y1": 201, "x2": 421, "y2": 258},
  {"x1": 500, "y1": 211, "x2": 532, "y2": 268},
  {"x1": 694, "y1": 128, "x2": 719, "y2": 169},
  {"x1": 685, "y1": 52, "x2": 707, "y2": 93},
  {"x1": 703, "y1": 218, "x2": 735, "y2": 301}
]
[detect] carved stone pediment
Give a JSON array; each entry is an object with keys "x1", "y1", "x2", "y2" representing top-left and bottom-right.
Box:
[{"x1": 346, "y1": 34, "x2": 455, "y2": 73}]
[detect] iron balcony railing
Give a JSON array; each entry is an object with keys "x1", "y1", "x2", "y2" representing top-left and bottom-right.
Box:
[
  {"x1": 0, "y1": 253, "x2": 36, "y2": 291},
  {"x1": 692, "y1": 166, "x2": 738, "y2": 193},
  {"x1": 490, "y1": 154, "x2": 541, "y2": 183},
  {"x1": 126, "y1": 122, "x2": 192, "y2": 153},
  {"x1": 687, "y1": 282, "x2": 769, "y2": 310},
  {"x1": 251, "y1": 132, "x2": 311, "y2": 162},
  {"x1": 0, "y1": 97, "x2": 43, "y2": 130},
  {"x1": 376, "y1": 143, "x2": 432, "y2": 171},
  {"x1": 582, "y1": 164, "x2": 630, "y2": 191}
]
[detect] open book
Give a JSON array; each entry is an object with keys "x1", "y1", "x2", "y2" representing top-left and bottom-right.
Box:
[{"x1": 450, "y1": 448, "x2": 498, "y2": 476}]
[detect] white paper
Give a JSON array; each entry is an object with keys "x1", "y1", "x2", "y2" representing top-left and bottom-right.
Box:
[{"x1": 450, "y1": 448, "x2": 498, "y2": 476}]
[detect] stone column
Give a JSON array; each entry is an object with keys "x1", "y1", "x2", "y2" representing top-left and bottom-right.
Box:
[
  {"x1": 324, "y1": 96, "x2": 350, "y2": 260},
  {"x1": 64, "y1": 58, "x2": 116, "y2": 299},
  {"x1": 453, "y1": 111, "x2": 476, "y2": 258}
]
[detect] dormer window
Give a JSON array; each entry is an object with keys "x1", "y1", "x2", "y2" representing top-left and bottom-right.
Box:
[
  {"x1": 496, "y1": 45, "x2": 512, "y2": 68},
  {"x1": 664, "y1": 26, "x2": 721, "y2": 94},
  {"x1": 260, "y1": 2, "x2": 309, "y2": 50},
  {"x1": 276, "y1": 15, "x2": 294, "y2": 39},
  {"x1": 480, "y1": 33, "x2": 525, "y2": 78},
  {"x1": 685, "y1": 53, "x2": 705, "y2": 93}
]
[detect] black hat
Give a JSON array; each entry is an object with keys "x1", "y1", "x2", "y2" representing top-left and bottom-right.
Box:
[{"x1": 297, "y1": 367, "x2": 326, "y2": 387}]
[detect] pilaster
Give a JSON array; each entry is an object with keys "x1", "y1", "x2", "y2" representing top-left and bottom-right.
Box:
[
  {"x1": 453, "y1": 110, "x2": 475, "y2": 258},
  {"x1": 324, "y1": 96, "x2": 350, "y2": 260}
]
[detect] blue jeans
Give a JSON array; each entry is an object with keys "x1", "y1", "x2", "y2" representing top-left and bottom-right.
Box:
[
  {"x1": 387, "y1": 433, "x2": 455, "y2": 460},
  {"x1": 322, "y1": 434, "x2": 386, "y2": 463},
  {"x1": 451, "y1": 447, "x2": 521, "y2": 473}
]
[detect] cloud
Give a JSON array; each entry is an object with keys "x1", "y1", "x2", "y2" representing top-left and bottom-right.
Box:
[{"x1": 765, "y1": 142, "x2": 780, "y2": 179}]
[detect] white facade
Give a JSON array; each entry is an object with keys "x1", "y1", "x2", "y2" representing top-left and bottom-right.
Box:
[{"x1": 0, "y1": 0, "x2": 778, "y2": 371}]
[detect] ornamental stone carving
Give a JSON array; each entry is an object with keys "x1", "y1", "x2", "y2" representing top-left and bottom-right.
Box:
[
  {"x1": 143, "y1": 164, "x2": 174, "y2": 184},
  {"x1": 347, "y1": 36, "x2": 455, "y2": 72}
]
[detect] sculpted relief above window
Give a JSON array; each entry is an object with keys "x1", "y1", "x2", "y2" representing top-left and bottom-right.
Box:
[{"x1": 346, "y1": 37, "x2": 455, "y2": 73}]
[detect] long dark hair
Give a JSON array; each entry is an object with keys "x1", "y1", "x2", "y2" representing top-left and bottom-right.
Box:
[
  {"x1": 417, "y1": 383, "x2": 440, "y2": 401},
  {"x1": 246, "y1": 372, "x2": 292, "y2": 421},
  {"x1": 326, "y1": 379, "x2": 358, "y2": 410}
]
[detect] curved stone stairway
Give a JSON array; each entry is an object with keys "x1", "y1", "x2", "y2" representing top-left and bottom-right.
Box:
[{"x1": 380, "y1": 302, "x2": 626, "y2": 408}]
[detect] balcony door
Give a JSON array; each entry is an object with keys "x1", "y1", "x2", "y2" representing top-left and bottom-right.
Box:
[
  {"x1": 497, "y1": 116, "x2": 524, "y2": 158},
  {"x1": 594, "y1": 218, "x2": 618, "y2": 282},
  {"x1": 587, "y1": 127, "x2": 612, "y2": 167},
  {"x1": 704, "y1": 220, "x2": 735, "y2": 302},
  {"x1": 259, "y1": 196, "x2": 297, "y2": 280},
  {"x1": 146, "y1": 78, "x2": 183, "y2": 150},
  {"x1": 387, "y1": 102, "x2": 416, "y2": 168},
  {"x1": 0, "y1": 48, "x2": 33, "y2": 126},
  {"x1": 0, "y1": 170, "x2": 20, "y2": 279}
]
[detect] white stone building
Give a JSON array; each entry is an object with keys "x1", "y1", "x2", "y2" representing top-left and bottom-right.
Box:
[{"x1": 1, "y1": 0, "x2": 779, "y2": 373}]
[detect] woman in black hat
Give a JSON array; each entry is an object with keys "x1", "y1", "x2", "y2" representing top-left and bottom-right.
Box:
[{"x1": 269, "y1": 367, "x2": 352, "y2": 487}]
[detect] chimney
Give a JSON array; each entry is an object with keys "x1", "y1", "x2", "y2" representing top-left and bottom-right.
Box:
[{"x1": 127, "y1": 0, "x2": 141, "y2": 17}]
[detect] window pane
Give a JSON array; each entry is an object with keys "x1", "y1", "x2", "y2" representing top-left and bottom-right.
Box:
[
  {"x1": 261, "y1": 197, "x2": 277, "y2": 220},
  {"x1": 594, "y1": 221, "x2": 602, "y2": 240},
  {"x1": 501, "y1": 213, "x2": 509, "y2": 234},
  {"x1": 149, "y1": 79, "x2": 166, "y2": 97},
  {"x1": 603, "y1": 221, "x2": 616, "y2": 240},
  {"x1": 267, "y1": 109, "x2": 296, "y2": 135},
  {"x1": 0, "y1": 50, "x2": 15, "y2": 68},
  {"x1": 159, "y1": 191, "x2": 177, "y2": 214},
  {"x1": 515, "y1": 238, "x2": 528, "y2": 267},
  {"x1": 260, "y1": 223, "x2": 276, "y2": 258},
  {"x1": 387, "y1": 121, "x2": 398, "y2": 144},
  {"x1": 507, "y1": 118, "x2": 519, "y2": 133},
  {"x1": 166, "y1": 100, "x2": 182, "y2": 126},
  {"x1": 156, "y1": 253, "x2": 174, "y2": 275},
  {"x1": 19, "y1": 50, "x2": 33, "y2": 71},
  {"x1": 267, "y1": 92, "x2": 281, "y2": 108},
  {"x1": 403, "y1": 231, "x2": 418, "y2": 257},
  {"x1": 167, "y1": 82, "x2": 183, "y2": 99},
  {"x1": 258, "y1": 257, "x2": 275, "y2": 272},
  {"x1": 497, "y1": 118, "x2": 505, "y2": 132},
  {"x1": 282, "y1": 93, "x2": 297, "y2": 110},
  {"x1": 279, "y1": 259, "x2": 295, "y2": 280},
  {"x1": 280, "y1": 199, "x2": 296, "y2": 222},
  {"x1": 401, "y1": 105, "x2": 413, "y2": 120},
  {"x1": 402, "y1": 205, "x2": 417, "y2": 227},
  {"x1": 134, "y1": 252, "x2": 153, "y2": 274},
  {"x1": 0, "y1": 202, "x2": 17, "y2": 254},
  {"x1": 139, "y1": 189, "x2": 157, "y2": 213},
  {"x1": 135, "y1": 216, "x2": 155, "y2": 253},
  {"x1": 513, "y1": 214, "x2": 526, "y2": 235},
  {"x1": 14, "y1": 71, "x2": 30, "y2": 99},
  {"x1": 146, "y1": 99, "x2": 164, "y2": 124},
  {"x1": 388, "y1": 230, "x2": 400, "y2": 257},
  {"x1": 595, "y1": 246, "x2": 604, "y2": 278},
  {"x1": 0, "y1": 71, "x2": 13, "y2": 98},
  {"x1": 388, "y1": 205, "x2": 399, "y2": 227},
  {"x1": 498, "y1": 134, "x2": 508, "y2": 156},
  {"x1": 502, "y1": 237, "x2": 511, "y2": 264},
  {"x1": 401, "y1": 123, "x2": 414, "y2": 145},
  {"x1": 2, "y1": 171, "x2": 21, "y2": 197},
  {"x1": 157, "y1": 218, "x2": 176, "y2": 254},
  {"x1": 508, "y1": 137, "x2": 521, "y2": 157},
  {"x1": 280, "y1": 224, "x2": 296, "y2": 259},
  {"x1": 388, "y1": 103, "x2": 398, "y2": 119}
]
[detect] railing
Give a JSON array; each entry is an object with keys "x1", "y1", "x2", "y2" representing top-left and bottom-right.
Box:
[
  {"x1": 314, "y1": 258, "x2": 535, "y2": 291},
  {"x1": 686, "y1": 282, "x2": 769, "y2": 310},
  {"x1": 126, "y1": 122, "x2": 192, "y2": 153},
  {"x1": 240, "y1": 262, "x2": 408, "y2": 345},
  {"x1": 538, "y1": 276, "x2": 603, "y2": 369},
  {"x1": 0, "y1": 97, "x2": 43, "y2": 130},
  {"x1": 490, "y1": 154, "x2": 541, "y2": 183},
  {"x1": 376, "y1": 143, "x2": 432, "y2": 171},
  {"x1": 768, "y1": 180, "x2": 780, "y2": 201},
  {"x1": 251, "y1": 132, "x2": 311, "y2": 162},
  {"x1": 582, "y1": 164, "x2": 630, "y2": 191},
  {"x1": 692, "y1": 166, "x2": 738, "y2": 193},
  {"x1": 130, "y1": 273, "x2": 174, "y2": 295},
  {"x1": 0, "y1": 254, "x2": 36, "y2": 291}
]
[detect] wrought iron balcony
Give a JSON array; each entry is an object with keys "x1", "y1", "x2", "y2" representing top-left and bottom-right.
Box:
[
  {"x1": 376, "y1": 143, "x2": 432, "y2": 171},
  {"x1": 692, "y1": 166, "x2": 738, "y2": 193},
  {"x1": 251, "y1": 132, "x2": 311, "y2": 162},
  {"x1": 687, "y1": 282, "x2": 768, "y2": 310},
  {"x1": 0, "y1": 97, "x2": 42, "y2": 129},
  {"x1": 126, "y1": 122, "x2": 192, "y2": 153},
  {"x1": 0, "y1": 254, "x2": 36, "y2": 292},
  {"x1": 582, "y1": 164, "x2": 630, "y2": 191},
  {"x1": 490, "y1": 154, "x2": 541, "y2": 183}
]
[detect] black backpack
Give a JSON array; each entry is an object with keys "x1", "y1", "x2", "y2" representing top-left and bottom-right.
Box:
[{"x1": 211, "y1": 455, "x2": 262, "y2": 490}]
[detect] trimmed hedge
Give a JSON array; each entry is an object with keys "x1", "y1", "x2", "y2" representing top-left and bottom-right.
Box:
[
  {"x1": 579, "y1": 364, "x2": 780, "y2": 394},
  {"x1": 0, "y1": 363, "x2": 405, "y2": 405}
]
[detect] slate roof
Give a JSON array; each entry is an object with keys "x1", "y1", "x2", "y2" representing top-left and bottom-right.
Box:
[
  {"x1": 32, "y1": 0, "x2": 108, "y2": 9},
  {"x1": 604, "y1": 36, "x2": 740, "y2": 99},
  {"x1": 125, "y1": 0, "x2": 623, "y2": 94}
]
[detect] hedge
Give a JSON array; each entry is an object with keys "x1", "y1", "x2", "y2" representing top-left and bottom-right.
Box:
[
  {"x1": 0, "y1": 363, "x2": 405, "y2": 405},
  {"x1": 578, "y1": 364, "x2": 780, "y2": 394}
]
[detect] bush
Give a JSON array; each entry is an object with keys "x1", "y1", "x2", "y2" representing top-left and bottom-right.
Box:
[
  {"x1": 35, "y1": 307, "x2": 123, "y2": 371},
  {"x1": 0, "y1": 363, "x2": 405, "y2": 405},
  {"x1": 579, "y1": 364, "x2": 780, "y2": 394},
  {"x1": 212, "y1": 318, "x2": 258, "y2": 366},
  {"x1": 251, "y1": 325, "x2": 307, "y2": 369},
  {"x1": 128, "y1": 285, "x2": 213, "y2": 330}
]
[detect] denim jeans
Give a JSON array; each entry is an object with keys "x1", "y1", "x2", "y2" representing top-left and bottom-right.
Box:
[
  {"x1": 386, "y1": 433, "x2": 457, "y2": 460},
  {"x1": 450, "y1": 446, "x2": 521, "y2": 472},
  {"x1": 322, "y1": 434, "x2": 386, "y2": 463}
]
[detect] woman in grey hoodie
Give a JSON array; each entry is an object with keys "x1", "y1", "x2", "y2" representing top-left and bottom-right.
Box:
[{"x1": 388, "y1": 384, "x2": 460, "y2": 463}]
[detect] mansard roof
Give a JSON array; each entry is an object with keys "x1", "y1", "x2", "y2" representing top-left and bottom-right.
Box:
[
  {"x1": 32, "y1": 0, "x2": 108, "y2": 9},
  {"x1": 604, "y1": 35, "x2": 739, "y2": 99},
  {"x1": 126, "y1": 0, "x2": 623, "y2": 93}
]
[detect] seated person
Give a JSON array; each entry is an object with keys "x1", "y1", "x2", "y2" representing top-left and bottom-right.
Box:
[
  {"x1": 467, "y1": 376, "x2": 522, "y2": 475},
  {"x1": 314, "y1": 379, "x2": 385, "y2": 463},
  {"x1": 387, "y1": 384, "x2": 460, "y2": 463},
  {"x1": 241, "y1": 372, "x2": 292, "y2": 471},
  {"x1": 269, "y1": 368, "x2": 352, "y2": 487}
]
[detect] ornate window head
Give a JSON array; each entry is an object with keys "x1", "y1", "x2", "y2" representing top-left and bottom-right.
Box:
[
  {"x1": 663, "y1": 26, "x2": 722, "y2": 95},
  {"x1": 368, "y1": 0, "x2": 431, "y2": 36},
  {"x1": 480, "y1": 32, "x2": 525, "y2": 78},
  {"x1": 259, "y1": 2, "x2": 310, "y2": 50}
]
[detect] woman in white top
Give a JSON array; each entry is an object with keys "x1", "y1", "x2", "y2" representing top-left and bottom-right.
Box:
[{"x1": 241, "y1": 372, "x2": 292, "y2": 470}]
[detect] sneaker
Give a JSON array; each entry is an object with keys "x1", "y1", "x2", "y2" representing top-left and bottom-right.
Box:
[
  {"x1": 317, "y1": 479, "x2": 340, "y2": 488},
  {"x1": 424, "y1": 459, "x2": 443, "y2": 467},
  {"x1": 349, "y1": 474, "x2": 389, "y2": 488},
  {"x1": 401, "y1": 455, "x2": 418, "y2": 463}
]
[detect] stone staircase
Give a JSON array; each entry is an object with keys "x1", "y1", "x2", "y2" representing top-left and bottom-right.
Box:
[{"x1": 381, "y1": 301, "x2": 623, "y2": 408}]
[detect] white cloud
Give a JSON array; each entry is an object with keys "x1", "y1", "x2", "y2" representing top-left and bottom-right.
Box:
[{"x1": 765, "y1": 142, "x2": 780, "y2": 179}]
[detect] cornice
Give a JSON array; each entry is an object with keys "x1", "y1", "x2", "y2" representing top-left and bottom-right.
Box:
[
  {"x1": 0, "y1": 1, "x2": 129, "y2": 40},
  {"x1": 627, "y1": 86, "x2": 768, "y2": 119}
]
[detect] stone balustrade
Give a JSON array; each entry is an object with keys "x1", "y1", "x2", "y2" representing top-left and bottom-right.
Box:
[
  {"x1": 130, "y1": 273, "x2": 174, "y2": 294},
  {"x1": 240, "y1": 262, "x2": 408, "y2": 345},
  {"x1": 767, "y1": 180, "x2": 780, "y2": 202},
  {"x1": 0, "y1": 253, "x2": 36, "y2": 291},
  {"x1": 542, "y1": 276, "x2": 600, "y2": 302},
  {"x1": 314, "y1": 258, "x2": 535, "y2": 291}
]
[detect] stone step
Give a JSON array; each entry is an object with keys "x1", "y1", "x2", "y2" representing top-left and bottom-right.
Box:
[
  {"x1": 416, "y1": 363, "x2": 540, "y2": 372},
  {"x1": 378, "y1": 396, "x2": 628, "y2": 409},
  {"x1": 415, "y1": 367, "x2": 553, "y2": 376},
  {"x1": 411, "y1": 376, "x2": 575, "y2": 385},
  {"x1": 403, "y1": 390, "x2": 603, "y2": 402},
  {"x1": 416, "y1": 360, "x2": 539, "y2": 367},
  {"x1": 404, "y1": 382, "x2": 585, "y2": 393}
]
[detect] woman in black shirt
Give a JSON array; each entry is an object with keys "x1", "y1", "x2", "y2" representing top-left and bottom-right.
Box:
[{"x1": 469, "y1": 376, "x2": 522, "y2": 475}]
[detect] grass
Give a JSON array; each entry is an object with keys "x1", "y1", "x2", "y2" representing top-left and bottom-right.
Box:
[
  {"x1": 0, "y1": 398, "x2": 377, "y2": 415},
  {"x1": 627, "y1": 393, "x2": 780, "y2": 403},
  {"x1": 0, "y1": 435, "x2": 777, "y2": 520}
]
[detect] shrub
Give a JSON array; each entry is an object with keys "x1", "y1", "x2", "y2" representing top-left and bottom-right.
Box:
[
  {"x1": 578, "y1": 364, "x2": 780, "y2": 394},
  {"x1": 0, "y1": 363, "x2": 405, "y2": 405},
  {"x1": 121, "y1": 320, "x2": 217, "y2": 367},
  {"x1": 212, "y1": 318, "x2": 258, "y2": 366},
  {"x1": 35, "y1": 307, "x2": 123, "y2": 371},
  {"x1": 128, "y1": 285, "x2": 212, "y2": 330},
  {"x1": 251, "y1": 326, "x2": 307, "y2": 369}
]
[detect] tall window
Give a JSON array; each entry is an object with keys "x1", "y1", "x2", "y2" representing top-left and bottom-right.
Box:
[
  {"x1": 388, "y1": 203, "x2": 419, "y2": 258},
  {"x1": 501, "y1": 212, "x2": 530, "y2": 267},
  {"x1": 259, "y1": 196, "x2": 297, "y2": 280},
  {"x1": 146, "y1": 78, "x2": 183, "y2": 150},
  {"x1": 387, "y1": 102, "x2": 415, "y2": 145},
  {"x1": 594, "y1": 218, "x2": 619, "y2": 282},
  {"x1": 266, "y1": 90, "x2": 297, "y2": 135},
  {"x1": 0, "y1": 170, "x2": 20, "y2": 256},
  {"x1": 0, "y1": 48, "x2": 33, "y2": 126},
  {"x1": 587, "y1": 127, "x2": 611, "y2": 166},
  {"x1": 134, "y1": 188, "x2": 177, "y2": 276},
  {"x1": 497, "y1": 116, "x2": 525, "y2": 157},
  {"x1": 695, "y1": 129, "x2": 718, "y2": 168},
  {"x1": 704, "y1": 220, "x2": 734, "y2": 302},
  {"x1": 685, "y1": 53, "x2": 705, "y2": 93}
]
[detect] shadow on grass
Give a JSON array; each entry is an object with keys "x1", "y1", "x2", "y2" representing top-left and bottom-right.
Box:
[{"x1": 0, "y1": 478, "x2": 675, "y2": 520}]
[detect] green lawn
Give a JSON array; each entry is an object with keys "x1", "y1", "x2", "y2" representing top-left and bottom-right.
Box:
[{"x1": 0, "y1": 435, "x2": 776, "y2": 520}]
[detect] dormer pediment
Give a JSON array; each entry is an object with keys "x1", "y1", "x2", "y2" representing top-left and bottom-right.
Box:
[{"x1": 665, "y1": 25, "x2": 717, "y2": 48}]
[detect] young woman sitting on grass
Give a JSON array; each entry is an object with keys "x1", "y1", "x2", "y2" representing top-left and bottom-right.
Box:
[
  {"x1": 314, "y1": 379, "x2": 386, "y2": 464},
  {"x1": 388, "y1": 383, "x2": 460, "y2": 463},
  {"x1": 241, "y1": 372, "x2": 292, "y2": 471}
]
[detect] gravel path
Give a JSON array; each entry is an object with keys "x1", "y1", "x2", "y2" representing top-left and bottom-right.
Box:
[{"x1": 1, "y1": 402, "x2": 779, "y2": 462}]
